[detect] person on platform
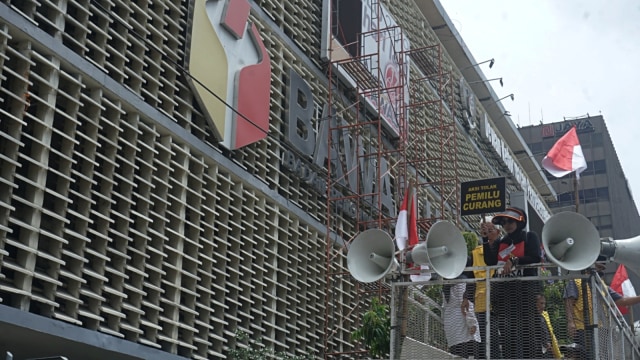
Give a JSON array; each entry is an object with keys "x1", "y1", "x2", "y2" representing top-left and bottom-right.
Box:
[
  {"x1": 564, "y1": 262, "x2": 640, "y2": 359},
  {"x1": 484, "y1": 206, "x2": 543, "y2": 359},
  {"x1": 462, "y1": 220, "x2": 502, "y2": 359},
  {"x1": 443, "y1": 257, "x2": 481, "y2": 359},
  {"x1": 534, "y1": 293, "x2": 562, "y2": 359}
]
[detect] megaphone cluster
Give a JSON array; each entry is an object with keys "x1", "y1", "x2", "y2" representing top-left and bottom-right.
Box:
[
  {"x1": 346, "y1": 221, "x2": 468, "y2": 283},
  {"x1": 542, "y1": 211, "x2": 640, "y2": 275},
  {"x1": 347, "y1": 210, "x2": 640, "y2": 284}
]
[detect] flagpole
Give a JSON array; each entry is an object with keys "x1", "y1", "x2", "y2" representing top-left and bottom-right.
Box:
[
  {"x1": 397, "y1": 180, "x2": 414, "y2": 353},
  {"x1": 573, "y1": 172, "x2": 579, "y2": 213},
  {"x1": 400, "y1": 181, "x2": 411, "y2": 343}
]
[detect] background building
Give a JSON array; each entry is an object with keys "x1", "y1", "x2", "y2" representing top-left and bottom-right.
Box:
[
  {"x1": 0, "y1": 0, "x2": 553, "y2": 358},
  {"x1": 519, "y1": 115, "x2": 640, "y2": 314}
]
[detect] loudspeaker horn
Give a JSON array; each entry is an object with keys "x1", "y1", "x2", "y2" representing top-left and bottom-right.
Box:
[
  {"x1": 347, "y1": 228, "x2": 397, "y2": 283},
  {"x1": 406, "y1": 221, "x2": 467, "y2": 279},
  {"x1": 542, "y1": 211, "x2": 601, "y2": 271},
  {"x1": 601, "y1": 236, "x2": 640, "y2": 276}
]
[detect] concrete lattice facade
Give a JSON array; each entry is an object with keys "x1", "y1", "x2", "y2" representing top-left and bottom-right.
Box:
[{"x1": 0, "y1": 0, "x2": 553, "y2": 358}]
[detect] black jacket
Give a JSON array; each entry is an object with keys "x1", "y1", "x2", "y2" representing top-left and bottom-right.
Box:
[{"x1": 483, "y1": 229, "x2": 541, "y2": 277}]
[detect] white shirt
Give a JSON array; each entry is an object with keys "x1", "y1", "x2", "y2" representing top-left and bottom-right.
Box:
[{"x1": 443, "y1": 283, "x2": 481, "y2": 347}]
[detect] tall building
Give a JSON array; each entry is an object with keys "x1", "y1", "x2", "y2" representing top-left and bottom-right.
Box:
[
  {"x1": 519, "y1": 116, "x2": 640, "y2": 242},
  {"x1": 519, "y1": 115, "x2": 640, "y2": 312},
  {"x1": 0, "y1": 0, "x2": 553, "y2": 358}
]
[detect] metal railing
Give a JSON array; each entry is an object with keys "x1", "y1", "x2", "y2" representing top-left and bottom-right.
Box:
[{"x1": 390, "y1": 265, "x2": 640, "y2": 359}]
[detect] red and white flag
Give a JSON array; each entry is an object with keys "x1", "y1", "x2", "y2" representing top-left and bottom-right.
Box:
[
  {"x1": 395, "y1": 186, "x2": 430, "y2": 282},
  {"x1": 611, "y1": 264, "x2": 637, "y2": 315},
  {"x1": 408, "y1": 189, "x2": 418, "y2": 249},
  {"x1": 541, "y1": 125, "x2": 588, "y2": 179},
  {"x1": 395, "y1": 185, "x2": 418, "y2": 250}
]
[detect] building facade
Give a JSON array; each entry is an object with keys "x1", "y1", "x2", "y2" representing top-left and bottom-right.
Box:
[{"x1": 0, "y1": 0, "x2": 553, "y2": 358}]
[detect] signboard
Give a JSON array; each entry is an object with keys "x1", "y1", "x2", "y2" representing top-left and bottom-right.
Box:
[
  {"x1": 360, "y1": 0, "x2": 410, "y2": 137},
  {"x1": 320, "y1": 0, "x2": 410, "y2": 137},
  {"x1": 460, "y1": 177, "x2": 506, "y2": 216},
  {"x1": 542, "y1": 119, "x2": 595, "y2": 138},
  {"x1": 186, "y1": 0, "x2": 271, "y2": 150}
]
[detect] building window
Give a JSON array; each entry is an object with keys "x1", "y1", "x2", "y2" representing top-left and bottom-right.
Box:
[
  {"x1": 550, "y1": 186, "x2": 609, "y2": 208},
  {"x1": 548, "y1": 191, "x2": 575, "y2": 208},
  {"x1": 596, "y1": 187, "x2": 609, "y2": 200},
  {"x1": 581, "y1": 188, "x2": 596, "y2": 203},
  {"x1": 593, "y1": 160, "x2": 606, "y2": 174},
  {"x1": 592, "y1": 133, "x2": 603, "y2": 146}
]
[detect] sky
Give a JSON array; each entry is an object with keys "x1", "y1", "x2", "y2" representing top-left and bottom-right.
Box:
[{"x1": 439, "y1": 0, "x2": 640, "y2": 205}]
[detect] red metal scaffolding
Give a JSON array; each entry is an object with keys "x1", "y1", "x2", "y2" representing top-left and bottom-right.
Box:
[{"x1": 322, "y1": 1, "x2": 459, "y2": 358}]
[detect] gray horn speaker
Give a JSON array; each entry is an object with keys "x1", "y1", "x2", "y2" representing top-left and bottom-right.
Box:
[
  {"x1": 601, "y1": 235, "x2": 640, "y2": 276},
  {"x1": 406, "y1": 221, "x2": 467, "y2": 279},
  {"x1": 542, "y1": 211, "x2": 601, "y2": 271},
  {"x1": 347, "y1": 229, "x2": 397, "y2": 283}
]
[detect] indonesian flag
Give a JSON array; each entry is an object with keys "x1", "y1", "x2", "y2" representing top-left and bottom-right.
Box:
[
  {"x1": 541, "y1": 125, "x2": 588, "y2": 179},
  {"x1": 395, "y1": 186, "x2": 430, "y2": 282},
  {"x1": 395, "y1": 185, "x2": 418, "y2": 250},
  {"x1": 611, "y1": 264, "x2": 637, "y2": 315},
  {"x1": 408, "y1": 189, "x2": 418, "y2": 249}
]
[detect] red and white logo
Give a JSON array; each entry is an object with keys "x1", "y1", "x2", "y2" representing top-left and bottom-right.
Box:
[
  {"x1": 187, "y1": 0, "x2": 271, "y2": 150},
  {"x1": 541, "y1": 124, "x2": 555, "y2": 138}
]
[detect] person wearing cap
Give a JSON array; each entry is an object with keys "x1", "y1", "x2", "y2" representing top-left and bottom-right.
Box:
[{"x1": 483, "y1": 206, "x2": 543, "y2": 359}]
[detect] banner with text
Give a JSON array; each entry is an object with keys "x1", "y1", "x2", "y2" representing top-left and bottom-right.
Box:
[{"x1": 461, "y1": 177, "x2": 506, "y2": 216}]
